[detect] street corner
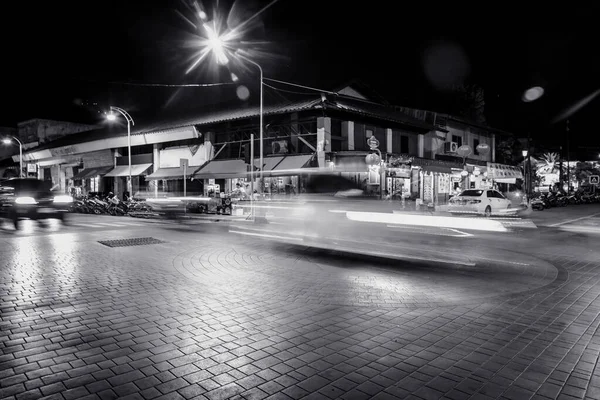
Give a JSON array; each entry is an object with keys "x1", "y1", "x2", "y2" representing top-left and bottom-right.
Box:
[{"x1": 171, "y1": 237, "x2": 560, "y2": 309}]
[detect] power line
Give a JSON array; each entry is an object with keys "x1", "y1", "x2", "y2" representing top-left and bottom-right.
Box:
[
  {"x1": 263, "y1": 83, "x2": 315, "y2": 96},
  {"x1": 263, "y1": 78, "x2": 338, "y2": 95},
  {"x1": 263, "y1": 77, "x2": 399, "y2": 107},
  {"x1": 106, "y1": 81, "x2": 235, "y2": 87},
  {"x1": 73, "y1": 78, "x2": 235, "y2": 88}
]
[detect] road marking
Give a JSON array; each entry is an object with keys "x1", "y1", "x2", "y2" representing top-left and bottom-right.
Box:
[
  {"x1": 386, "y1": 225, "x2": 473, "y2": 237},
  {"x1": 475, "y1": 257, "x2": 530, "y2": 266},
  {"x1": 74, "y1": 224, "x2": 104, "y2": 228},
  {"x1": 229, "y1": 230, "x2": 303, "y2": 241},
  {"x1": 548, "y1": 212, "x2": 600, "y2": 227},
  {"x1": 447, "y1": 228, "x2": 474, "y2": 237},
  {"x1": 558, "y1": 225, "x2": 600, "y2": 234}
]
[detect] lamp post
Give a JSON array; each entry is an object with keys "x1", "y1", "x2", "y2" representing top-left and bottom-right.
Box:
[
  {"x1": 522, "y1": 150, "x2": 529, "y2": 203},
  {"x1": 2, "y1": 136, "x2": 23, "y2": 177},
  {"x1": 195, "y1": 22, "x2": 265, "y2": 194},
  {"x1": 235, "y1": 51, "x2": 264, "y2": 194},
  {"x1": 107, "y1": 106, "x2": 135, "y2": 197}
]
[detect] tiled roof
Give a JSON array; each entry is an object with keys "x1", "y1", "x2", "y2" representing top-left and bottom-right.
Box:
[
  {"x1": 24, "y1": 99, "x2": 322, "y2": 153},
  {"x1": 329, "y1": 98, "x2": 439, "y2": 131},
  {"x1": 23, "y1": 96, "x2": 438, "y2": 154}
]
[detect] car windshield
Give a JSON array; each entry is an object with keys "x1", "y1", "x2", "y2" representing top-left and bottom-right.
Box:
[{"x1": 459, "y1": 190, "x2": 484, "y2": 197}]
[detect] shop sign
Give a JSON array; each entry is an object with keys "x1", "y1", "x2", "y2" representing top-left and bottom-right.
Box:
[
  {"x1": 365, "y1": 153, "x2": 380, "y2": 165},
  {"x1": 367, "y1": 136, "x2": 379, "y2": 149},
  {"x1": 437, "y1": 174, "x2": 450, "y2": 193},
  {"x1": 486, "y1": 162, "x2": 524, "y2": 180},
  {"x1": 457, "y1": 145, "x2": 472, "y2": 158},
  {"x1": 476, "y1": 143, "x2": 490, "y2": 156},
  {"x1": 423, "y1": 174, "x2": 434, "y2": 203},
  {"x1": 387, "y1": 166, "x2": 411, "y2": 178},
  {"x1": 388, "y1": 155, "x2": 413, "y2": 167},
  {"x1": 50, "y1": 145, "x2": 80, "y2": 157}
]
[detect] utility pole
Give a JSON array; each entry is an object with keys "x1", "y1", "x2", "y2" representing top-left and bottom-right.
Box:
[{"x1": 566, "y1": 120, "x2": 570, "y2": 193}]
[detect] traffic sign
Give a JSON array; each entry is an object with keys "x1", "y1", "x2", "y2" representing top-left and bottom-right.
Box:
[{"x1": 590, "y1": 175, "x2": 599, "y2": 185}]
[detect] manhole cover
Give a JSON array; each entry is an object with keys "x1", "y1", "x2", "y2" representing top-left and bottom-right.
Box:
[{"x1": 98, "y1": 237, "x2": 166, "y2": 248}]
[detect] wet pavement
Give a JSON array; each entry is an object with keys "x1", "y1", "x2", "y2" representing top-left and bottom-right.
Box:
[{"x1": 1, "y1": 208, "x2": 600, "y2": 399}]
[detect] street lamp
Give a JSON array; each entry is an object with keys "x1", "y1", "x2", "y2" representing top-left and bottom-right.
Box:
[
  {"x1": 234, "y1": 50, "x2": 264, "y2": 194},
  {"x1": 2, "y1": 136, "x2": 23, "y2": 178},
  {"x1": 193, "y1": 23, "x2": 265, "y2": 194},
  {"x1": 522, "y1": 149, "x2": 531, "y2": 204},
  {"x1": 106, "y1": 106, "x2": 135, "y2": 197}
]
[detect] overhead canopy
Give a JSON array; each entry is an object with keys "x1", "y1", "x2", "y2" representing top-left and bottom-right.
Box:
[
  {"x1": 104, "y1": 163, "x2": 153, "y2": 177},
  {"x1": 72, "y1": 166, "x2": 114, "y2": 180},
  {"x1": 254, "y1": 156, "x2": 284, "y2": 171},
  {"x1": 146, "y1": 167, "x2": 193, "y2": 180},
  {"x1": 193, "y1": 159, "x2": 248, "y2": 179},
  {"x1": 273, "y1": 154, "x2": 313, "y2": 171},
  {"x1": 257, "y1": 154, "x2": 314, "y2": 177},
  {"x1": 486, "y1": 162, "x2": 523, "y2": 180}
]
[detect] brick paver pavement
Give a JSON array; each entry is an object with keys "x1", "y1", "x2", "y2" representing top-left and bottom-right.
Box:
[{"x1": 1, "y1": 220, "x2": 600, "y2": 400}]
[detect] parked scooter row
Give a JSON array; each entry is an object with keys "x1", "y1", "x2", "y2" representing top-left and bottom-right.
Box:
[
  {"x1": 69, "y1": 194, "x2": 152, "y2": 216},
  {"x1": 530, "y1": 191, "x2": 600, "y2": 211}
]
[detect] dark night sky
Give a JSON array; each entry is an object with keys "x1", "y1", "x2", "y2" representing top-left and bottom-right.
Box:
[{"x1": 1, "y1": 1, "x2": 599, "y2": 156}]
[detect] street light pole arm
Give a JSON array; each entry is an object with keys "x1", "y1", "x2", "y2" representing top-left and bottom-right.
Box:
[
  {"x1": 8, "y1": 136, "x2": 23, "y2": 146},
  {"x1": 235, "y1": 52, "x2": 263, "y2": 77},
  {"x1": 110, "y1": 106, "x2": 135, "y2": 126}
]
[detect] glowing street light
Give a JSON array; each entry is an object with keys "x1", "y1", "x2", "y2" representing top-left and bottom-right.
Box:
[
  {"x1": 2, "y1": 136, "x2": 23, "y2": 177},
  {"x1": 195, "y1": 22, "x2": 265, "y2": 194},
  {"x1": 106, "y1": 106, "x2": 135, "y2": 198}
]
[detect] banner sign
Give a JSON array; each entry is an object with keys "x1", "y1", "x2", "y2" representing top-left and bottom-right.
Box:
[{"x1": 486, "y1": 162, "x2": 523, "y2": 180}]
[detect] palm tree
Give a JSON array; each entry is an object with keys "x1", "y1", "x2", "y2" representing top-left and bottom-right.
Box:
[{"x1": 535, "y1": 152, "x2": 560, "y2": 175}]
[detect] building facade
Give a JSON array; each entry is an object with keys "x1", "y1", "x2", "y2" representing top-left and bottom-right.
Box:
[{"x1": 10, "y1": 84, "x2": 519, "y2": 206}]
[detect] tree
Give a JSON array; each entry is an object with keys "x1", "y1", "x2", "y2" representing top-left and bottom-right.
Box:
[
  {"x1": 449, "y1": 84, "x2": 486, "y2": 125},
  {"x1": 535, "y1": 152, "x2": 560, "y2": 175},
  {"x1": 495, "y1": 136, "x2": 524, "y2": 165},
  {"x1": 574, "y1": 162, "x2": 600, "y2": 185}
]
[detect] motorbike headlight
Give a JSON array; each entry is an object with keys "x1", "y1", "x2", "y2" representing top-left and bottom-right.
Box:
[
  {"x1": 53, "y1": 195, "x2": 73, "y2": 203},
  {"x1": 15, "y1": 196, "x2": 38, "y2": 205}
]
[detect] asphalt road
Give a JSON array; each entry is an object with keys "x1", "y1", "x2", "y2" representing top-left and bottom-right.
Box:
[{"x1": 1, "y1": 207, "x2": 600, "y2": 399}]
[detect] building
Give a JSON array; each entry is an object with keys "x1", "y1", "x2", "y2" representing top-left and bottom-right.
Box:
[{"x1": 9, "y1": 83, "x2": 519, "y2": 207}]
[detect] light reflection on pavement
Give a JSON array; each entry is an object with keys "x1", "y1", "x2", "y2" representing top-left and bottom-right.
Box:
[{"x1": 0, "y1": 210, "x2": 600, "y2": 399}]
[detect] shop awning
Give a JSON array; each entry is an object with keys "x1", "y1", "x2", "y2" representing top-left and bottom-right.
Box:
[
  {"x1": 273, "y1": 154, "x2": 313, "y2": 171},
  {"x1": 420, "y1": 165, "x2": 453, "y2": 174},
  {"x1": 254, "y1": 154, "x2": 314, "y2": 176},
  {"x1": 192, "y1": 159, "x2": 248, "y2": 179},
  {"x1": 254, "y1": 156, "x2": 284, "y2": 171},
  {"x1": 72, "y1": 166, "x2": 114, "y2": 180},
  {"x1": 104, "y1": 163, "x2": 153, "y2": 177},
  {"x1": 486, "y1": 162, "x2": 523, "y2": 180},
  {"x1": 146, "y1": 167, "x2": 193, "y2": 180}
]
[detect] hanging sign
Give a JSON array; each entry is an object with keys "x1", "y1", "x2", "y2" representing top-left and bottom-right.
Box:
[
  {"x1": 487, "y1": 162, "x2": 524, "y2": 180},
  {"x1": 367, "y1": 136, "x2": 379, "y2": 149}
]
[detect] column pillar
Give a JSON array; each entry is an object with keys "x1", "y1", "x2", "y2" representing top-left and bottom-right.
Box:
[
  {"x1": 317, "y1": 117, "x2": 331, "y2": 167},
  {"x1": 342, "y1": 121, "x2": 355, "y2": 150},
  {"x1": 386, "y1": 128, "x2": 392, "y2": 153},
  {"x1": 153, "y1": 144, "x2": 161, "y2": 197},
  {"x1": 418, "y1": 134, "x2": 425, "y2": 158},
  {"x1": 290, "y1": 113, "x2": 299, "y2": 152}
]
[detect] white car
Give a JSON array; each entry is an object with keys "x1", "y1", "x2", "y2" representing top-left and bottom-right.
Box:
[{"x1": 448, "y1": 189, "x2": 513, "y2": 217}]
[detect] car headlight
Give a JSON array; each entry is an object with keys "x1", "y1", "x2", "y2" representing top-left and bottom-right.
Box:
[
  {"x1": 53, "y1": 195, "x2": 73, "y2": 203},
  {"x1": 16, "y1": 196, "x2": 38, "y2": 205}
]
